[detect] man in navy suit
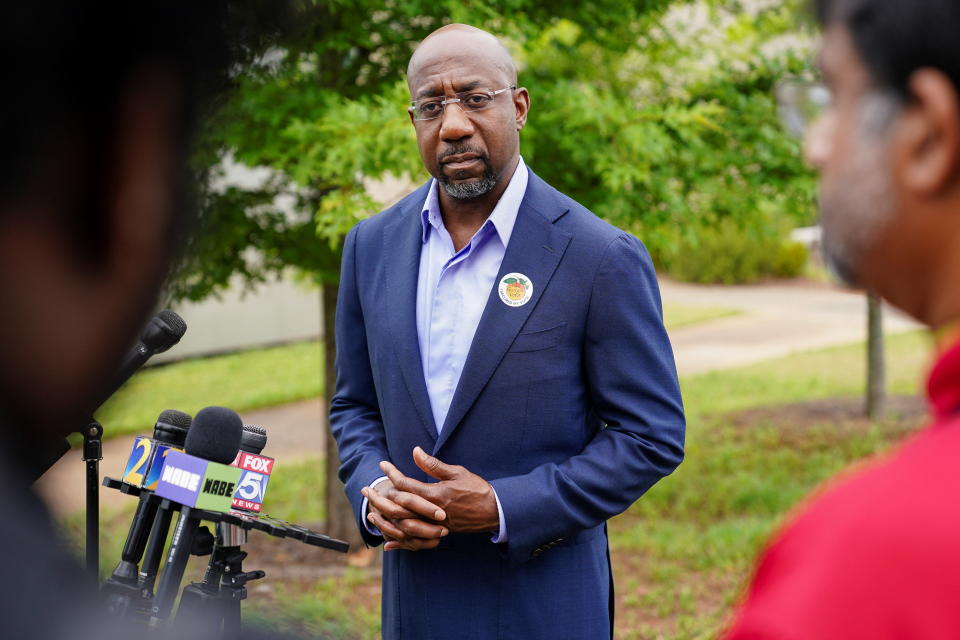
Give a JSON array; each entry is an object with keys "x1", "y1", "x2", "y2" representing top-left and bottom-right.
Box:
[{"x1": 330, "y1": 23, "x2": 685, "y2": 639}]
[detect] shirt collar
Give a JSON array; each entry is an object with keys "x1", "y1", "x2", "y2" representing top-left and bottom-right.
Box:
[{"x1": 420, "y1": 156, "x2": 528, "y2": 247}]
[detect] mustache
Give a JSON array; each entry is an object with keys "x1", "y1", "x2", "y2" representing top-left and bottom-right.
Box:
[{"x1": 439, "y1": 145, "x2": 489, "y2": 164}]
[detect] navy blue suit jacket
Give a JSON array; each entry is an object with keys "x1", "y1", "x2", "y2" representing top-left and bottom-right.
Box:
[{"x1": 330, "y1": 170, "x2": 685, "y2": 639}]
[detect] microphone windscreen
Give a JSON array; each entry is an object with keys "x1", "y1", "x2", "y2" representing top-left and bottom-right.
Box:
[
  {"x1": 185, "y1": 406, "x2": 242, "y2": 463},
  {"x1": 240, "y1": 424, "x2": 268, "y2": 455},
  {"x1": 142, "y1": 310, "x2": 187, "y2": 353},
  {"x1": 153, "y1": 409, "x2": 192, "y2": 447}
]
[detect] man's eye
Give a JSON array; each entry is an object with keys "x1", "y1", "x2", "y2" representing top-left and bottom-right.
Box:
[
  {"x1": 419, "y1": 101, "x2": 442, "y2": 115},
  {"x1": 464, "y1": 94, "x2": 491, "y2": 107}
]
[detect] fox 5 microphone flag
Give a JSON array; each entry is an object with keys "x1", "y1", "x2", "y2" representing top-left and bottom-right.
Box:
[{"x1": 230, "y1": 450, "x2": 275, "y2": 513}]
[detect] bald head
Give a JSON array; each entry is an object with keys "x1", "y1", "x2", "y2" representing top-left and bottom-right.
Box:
[
  {"x1": 407, "y1": 24, "x2": 517, "y2": 90},
  {"x1": 405, "y1": 23, "x2": 530, "y2": 205}
]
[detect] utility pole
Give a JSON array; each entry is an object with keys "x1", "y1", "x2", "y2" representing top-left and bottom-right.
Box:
[{"x1": 865, "y1": 293, "x2": 886, "y2": 420}]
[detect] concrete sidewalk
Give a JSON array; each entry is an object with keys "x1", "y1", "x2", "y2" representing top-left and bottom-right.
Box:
[
  {"x1": 662, "y1": 279, "x2": 922, "y2": 375},
  {"x1": 35, "y1": 279, "x2": 925, "y2": 518}
]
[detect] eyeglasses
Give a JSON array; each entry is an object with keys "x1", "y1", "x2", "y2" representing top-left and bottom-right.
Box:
[
  {"x1": 775, "y1": 80, "x2": 833, "y2": 138},
  {"x1": 409, "y1": 86, "x2": 516, "y2": 121}
]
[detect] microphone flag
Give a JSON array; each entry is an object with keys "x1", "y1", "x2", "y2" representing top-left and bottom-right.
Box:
[
  {"x1": 121, "y1": 436, "x2": 156, "y2": 487},
  {"x1": 230, "y1": 450, "x2": 275, "y2": 513},
  {"x1": 155, "y1": 450, "x2": 241, "y2": 512},
  {"x1": 120, "y1": 437, "x2": 183, "y2": 490}
]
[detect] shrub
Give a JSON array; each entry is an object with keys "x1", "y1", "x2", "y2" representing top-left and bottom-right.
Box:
[{"x1": 658, "y1": 214, "x2": 808, "y2": 284}]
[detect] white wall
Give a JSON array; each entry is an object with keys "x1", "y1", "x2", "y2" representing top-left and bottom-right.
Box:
[
  {"x1": 150, "y1": 156, "x2": 416, "y2": 364},
  {"x1": 153, "y1": 275, "x2": 322, "y2": 363}
]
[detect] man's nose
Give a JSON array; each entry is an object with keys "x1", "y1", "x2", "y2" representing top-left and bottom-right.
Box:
[
  {"x1": 439, "y1": 101, "x2": 475, "y2": 141},
  {"x1": 804, "y1": 113, "x2": 834, "y2": 170}
]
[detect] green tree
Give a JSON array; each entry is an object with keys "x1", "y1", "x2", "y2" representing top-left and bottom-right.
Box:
[{"x1": 521, "y1": 3, "x2": 818, "y2": 282}]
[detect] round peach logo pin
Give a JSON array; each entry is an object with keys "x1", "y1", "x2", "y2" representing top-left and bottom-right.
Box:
[{"x1": 498, "y1": 273, "x2": 533, "y2": 307}]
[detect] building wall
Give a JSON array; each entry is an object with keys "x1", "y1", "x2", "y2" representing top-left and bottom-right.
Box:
[
  {"x1": 152, "y1": 275, "x2": 322, "y2": 363},
  {"x1": 150, "y1": 157, "x2": 416, "y2": 364}
]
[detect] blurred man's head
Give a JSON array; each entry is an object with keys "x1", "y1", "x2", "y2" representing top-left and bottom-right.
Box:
[
  {"x1": 406, "y1": 24, "x2": 530, "y2": 201},
  {"x1": 0, "y1": 3, "x2": 233, "y2": 438},
  {"x1": 809, "y1": 0, "x2": 960, "y2": 327}
]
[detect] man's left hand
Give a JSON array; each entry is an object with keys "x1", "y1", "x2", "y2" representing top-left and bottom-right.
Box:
[{"x1": 379, "y1": 447, "x2": 499, "y2": 534}]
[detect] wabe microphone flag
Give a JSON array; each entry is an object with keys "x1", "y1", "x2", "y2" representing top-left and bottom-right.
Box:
[{"x1": 155, "y1": 450, "x2": 241, "y2": 512}]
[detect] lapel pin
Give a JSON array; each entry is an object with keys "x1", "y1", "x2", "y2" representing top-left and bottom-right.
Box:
[{"x1": 498, "y1": 272, "x2": 533, "y2": 307}]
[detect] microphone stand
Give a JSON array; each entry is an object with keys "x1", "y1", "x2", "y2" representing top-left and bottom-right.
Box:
[
  {"x1": 175, "y1": 523, "x2": 265, "y2": 636},
  {"x1": 81, "y1": 418, "x2": 104, "y2": 583}
]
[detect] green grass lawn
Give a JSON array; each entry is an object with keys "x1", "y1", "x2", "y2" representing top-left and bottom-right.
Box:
[
  {"x1": 662, "y1": 303, "x2": 741, "y2": 330},
  {"x1": 93, "y1": 340, "x2": 325, "y2": 439}
]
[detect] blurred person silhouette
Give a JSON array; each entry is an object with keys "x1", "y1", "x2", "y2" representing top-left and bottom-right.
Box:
[
  {"x1": 0, "y1": 3, "x2": 296, "y2": 639},
  {"x1": 726, "y1": 1, "x2": 960, "y2": 637}
]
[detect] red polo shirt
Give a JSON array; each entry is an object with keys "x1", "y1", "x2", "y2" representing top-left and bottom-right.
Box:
[{"x1": 724, "y1": 338, "x2": 960, "y2": 639}]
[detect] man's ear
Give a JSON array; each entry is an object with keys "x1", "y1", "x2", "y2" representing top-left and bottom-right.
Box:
[
  {"x1": 895, "y1": 69, "x2": 960, "y2": 195},
  {"x1": 513, "y1": 87, "x2": 530, "y2": 131}
]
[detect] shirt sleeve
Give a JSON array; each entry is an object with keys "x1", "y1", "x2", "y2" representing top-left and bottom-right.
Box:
[
  {"x1": 490, "y1": 487, "x2": 507, "y2": 543},
  {"x1": 361, "y1": 476, "x2": 390, "y2": 536}
]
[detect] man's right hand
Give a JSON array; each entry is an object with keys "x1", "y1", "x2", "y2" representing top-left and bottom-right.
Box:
[{"x1": 361, "y1": 479, "x2": 449, "y2": 551}]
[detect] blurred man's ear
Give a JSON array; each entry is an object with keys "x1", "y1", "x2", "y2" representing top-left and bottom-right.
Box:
[
  {"x1": 0, "y1": 69, "x2": 182, "y2": 430},
  {"x1": 895, "y1": 69, "x2": 960, "y2": 195}
]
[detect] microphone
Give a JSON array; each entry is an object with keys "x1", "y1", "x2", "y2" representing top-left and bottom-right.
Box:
[
  {"x1": 120, "y1": 409, "x2": 193, "y2": 489},
  {"x1": 151, "y1": 406, "x2": 242, "y2": 623},
  {"x1": 176, "y1": 424, "x2": 273, "y2": 631},
  {"x1": 230, "y1": 424, "x2": 275, "y2": 513},
  {"x1": 107, "y1": 310, "x2": 187, "y2": 401},
  {"x1": 103, "y1": 410, "x2": 191, "y2": 618},
  {"x1": 26, "y1": 310, "x2": 187, "y2": 482},
  {"x1": 239, "y1": 423, "x2": 267, "y2": 455},
  {"x1": 111, "y1": 411, "x2": 192, "y2": 569},
  {"x1": 218, "y1": 424, "x2": 273, "y2": 546}
]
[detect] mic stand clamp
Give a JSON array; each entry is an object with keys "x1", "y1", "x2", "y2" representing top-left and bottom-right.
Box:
[
  {"x1": 82, "y1": 419, "x2": 104, "y2": 583},
  {"x1": 176, "y1": 546, "x2": 265, "y2": 636}
]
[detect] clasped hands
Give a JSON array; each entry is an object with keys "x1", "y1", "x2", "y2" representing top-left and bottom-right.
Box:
[{"x1": 361, "y1": 446, "x2": 499, "y2": 551}]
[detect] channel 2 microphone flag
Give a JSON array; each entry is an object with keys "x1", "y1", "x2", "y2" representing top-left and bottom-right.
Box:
[
  {"x1": 154, "y1": 450, "x2": 242, "y2": 512},
  {"x1": 121, "y1": 437, "x2": 183, "y2": 491},
  {"x1": 230, "y1": 450, "x2": 275, "y2": 513}
]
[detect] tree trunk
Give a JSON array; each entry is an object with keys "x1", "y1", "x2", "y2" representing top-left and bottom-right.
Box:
[
  {"x1": 865, "y1": 293, "x2": 886, "y2": 420},
  {"x1": 322, "y1": 282, "x2": 364, "y2": 550}
]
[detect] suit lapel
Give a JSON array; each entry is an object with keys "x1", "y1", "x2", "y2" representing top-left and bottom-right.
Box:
[
  {"x1": 383, "y1": 183, "x2": 438, "y2": 445},
  {"x1": 434, "y1": 173, "x2": 572, "y2": 453}
]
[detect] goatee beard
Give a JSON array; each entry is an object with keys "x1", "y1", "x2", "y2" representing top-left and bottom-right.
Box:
[{"x1": 438, "y1": 153, "x2": 497, "y2": 200}]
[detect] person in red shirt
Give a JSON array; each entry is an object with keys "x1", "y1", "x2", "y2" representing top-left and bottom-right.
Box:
[{"x1": 725, "y1": 1, "x2": 960, "y2": 638}]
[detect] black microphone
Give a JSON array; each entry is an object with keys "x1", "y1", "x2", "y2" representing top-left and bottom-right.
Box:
[
  {"x1": 240, "y1": 423, "x2": 267, "y2": 456},
  {"x1": 25, "y1": 310, "x2": 188, "y2": 483},
  {"x1": 150, "y1": 406, "x2": 242, "y2": 623},
  {"x1": 104, "y1": 310, "x2": 187, "y2": 406},
  {"x1": 216, "y1": 423, "x2": 268, "y2": 544},
  {"x1": 175, "y1": 423, "x2": 271, "y2": 631},
  {"x1": 104, "y1": 410, "x2": 192, "y2": 605}
]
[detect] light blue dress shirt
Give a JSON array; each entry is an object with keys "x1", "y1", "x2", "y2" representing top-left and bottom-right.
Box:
[
  {"x1": 416, "y1": 157, "x2": 528, "y2": 433},
  {"x1": 363, "y1": 157, "x2": 529, "y2": 543}
]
